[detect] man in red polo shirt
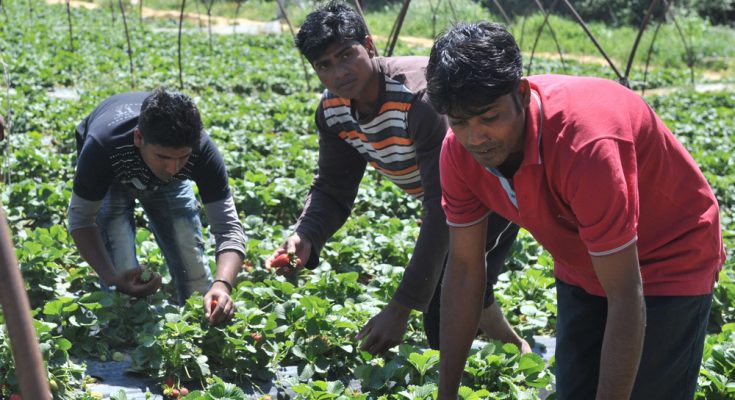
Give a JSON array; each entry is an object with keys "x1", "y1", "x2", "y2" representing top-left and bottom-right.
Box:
[{"x1": 425, "y1": 22, "x2": 724, "y2": 399}]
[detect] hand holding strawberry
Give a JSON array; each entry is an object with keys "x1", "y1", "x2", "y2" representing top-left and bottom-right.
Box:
[
  {"x1": 265, "y1": 233, "x2": 311, "y2": 276},
  {"x1": 269, "y1": 253, "x2": 299, "y2": 275},
  {"x1": 204, "y1": 286, "x2": 234, "y2": 325}
]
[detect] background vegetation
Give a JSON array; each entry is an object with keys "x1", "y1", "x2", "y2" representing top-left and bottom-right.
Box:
[{"x1": 0, "y1": 0, "x2": 733, "y2": 398}]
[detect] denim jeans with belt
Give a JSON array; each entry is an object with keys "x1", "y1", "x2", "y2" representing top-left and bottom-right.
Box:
[{"x1": 96, "y1": 180, "x2": 212, "y2": 305}]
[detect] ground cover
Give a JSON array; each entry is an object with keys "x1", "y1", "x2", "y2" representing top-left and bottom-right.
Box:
[{"x1": 0, "y1": 1, "x2": 733, "y2": 399}]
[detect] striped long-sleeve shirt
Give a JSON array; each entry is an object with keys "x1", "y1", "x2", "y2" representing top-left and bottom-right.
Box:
[{"x1": 294, "y1": 56, "x2": 450, "y2": 311}]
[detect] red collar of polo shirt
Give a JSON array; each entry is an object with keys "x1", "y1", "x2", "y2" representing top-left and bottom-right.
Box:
[{"x1": 520, "y1": 89, "x2": 544, "y2": 168}]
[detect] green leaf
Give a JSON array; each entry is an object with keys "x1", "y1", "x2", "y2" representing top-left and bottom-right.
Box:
[{"x1": 56, "y1": 338, "x2": 72, "y2": 351}]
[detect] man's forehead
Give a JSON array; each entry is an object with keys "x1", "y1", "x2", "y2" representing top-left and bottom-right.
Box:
[
  {"x1": 314, "y1": 40, "x2": 362, "y2": 62},
  {"x1": 448, "y1": 100, "x2": 501, "y2": 120},
  {"x1": 151, "y1": 145, "x2": 192, "y2": 158}
]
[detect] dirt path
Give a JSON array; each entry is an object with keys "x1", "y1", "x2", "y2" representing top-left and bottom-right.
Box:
[
  {"x1": 47, "y1": 0, "x2": 285, "y2": 29},
  {"x1": 48, "y1": 0, "x2": 731, "y2": 91}
]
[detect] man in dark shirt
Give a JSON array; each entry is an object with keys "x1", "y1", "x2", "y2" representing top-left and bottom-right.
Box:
[
  {"x1": 69, "y1": 88, "x2": 246, "y2": 324},
  {"x1": 266, "y1": 1, "x2": 529, "y2": 354}
]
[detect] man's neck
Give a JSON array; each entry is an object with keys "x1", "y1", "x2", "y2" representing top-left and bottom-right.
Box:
[
  {"x1": 352, "y1": 59, "x2": 382, "y2": 119},
  {"x1": 497, "y1": 152, "x2": 524, "y2": 178}
]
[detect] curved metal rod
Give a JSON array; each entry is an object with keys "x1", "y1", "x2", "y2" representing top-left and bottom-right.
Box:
[
  {"x1": 352, "y1": 0, "x2": 378, "y2": 56},
  {"x1": 446, "y1": 0, "x2": 458, "y2": 22},
  {"x1": 518, "y1": 11, "x2": 528, "y2": 49},
  {"x1": 561, "y1": 0, "x2": 625, "y2": 83},
  {"x1": 275, "y1": 0, "x2": 313, "y2": 91},
  {"x1": 642, "y1": 0, "x2": 674, "y2": 95},
  {"x1": 118, "y1": 0, "x2": 136, "y2": 88},
  {"x1": 539, "y1": 7, "x2": 567, "y2": 73},
  {"x1": 527, "y1": 0, "x2": 562, "y2": 76},
  {"x1": 65, "y1": 1, "x2": 75, "y2": 53},
  {"x1": 667, "y1": 1, "x2": 696, "y2": 86},
  {"x1": 624, "y1": 0, "x2": 663, "y2": 80},
  {"x1": 385, "y1": 0, "x2": 411, "y2": 57},
  {"x1": 427, "y1": 0, "x2": 441, "y2": 39},
  {"x1": 491, "y1": 0, "x2": 511, "y2": 26},
  {"x1": 0, "y1": 205, "x2": 51, "y2": 400},
  {"x1": 642, "y1": 20, "x2": 663, "y2": 96},
  {"x1": 177, "y1": 0, "x2": 186, "y2": 89}
]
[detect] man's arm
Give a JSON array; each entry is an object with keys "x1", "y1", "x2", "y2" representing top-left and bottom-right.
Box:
[
  {"x1": 392, "y1": 94, "x2": 450, "y2": 311},
  {"x1": 70, "y1": 227, "x2": 162, "y2": 296},
  {"x1": 68, "y1": 192, "x2": 161, "y2": 297},
  {"x1": 200, "y1": 194, "x2": 247, "y2": 323},
  {"x1": 70, "y1": 226, "x2": 120, "y2": 286},
  {"x1": 439, "y1": 217, "x2": 489, "y2": 399},
  {"x1": 286, "y1": 106, "x2": 367, "y2": 269},
  {"x1": 204, "y1": 249, "x2": 244, "y2": 324},
  {"x1": 357, "y1": 94, "x2": 449, "y2": 354},
  {"x1": 591, "y1": 243, "x2": 645, "y2": 400}
]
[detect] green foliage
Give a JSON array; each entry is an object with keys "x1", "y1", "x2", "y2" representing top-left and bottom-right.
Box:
[
  {"x1": 463, "y1": 342, "x2": 553, "y2": 397},
  {"x1": 0, "y1": 1, "x2": 732, "y2": 399},
  {"x1": 696, "y1": 324, "x2": 735, "y2": 399}
]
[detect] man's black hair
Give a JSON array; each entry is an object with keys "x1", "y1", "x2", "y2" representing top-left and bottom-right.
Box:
[
  {"x1": 138, "y1": 88, "x2": 202, "y2": 149},
  {"x1": 295, "y1": 1, "x2": 369, "y2": 63},
  {"x1": 426, "y1": 22, "x2": 523, "y2": 118}
]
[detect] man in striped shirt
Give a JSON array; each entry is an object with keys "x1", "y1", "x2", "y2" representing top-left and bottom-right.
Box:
[{"x1": 266, "y1": 1, "x2": 529, "y2": 355}]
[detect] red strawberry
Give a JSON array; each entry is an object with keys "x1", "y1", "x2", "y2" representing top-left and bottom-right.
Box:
[
  {"x1": 250, "y1": 332, "x2": 263, "y2": 342},
  {"x1": 165, "y1": 376, "x2": 174, "y2": 388},
  {"x1": 171, "y1": 388, "x2": 180, "y2": 398},
  {"x1": 210, "y1": 299, "x2": 218, "y2": 310},
  {"x1": 180, "y1": 387, "x2": 189, "y2": 396},
  {"x1": 270, "y1": 253, "x2": 292, "y2": 269}
]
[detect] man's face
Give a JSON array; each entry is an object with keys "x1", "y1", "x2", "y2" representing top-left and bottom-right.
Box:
[
  {"x1": 311, "y1": 39, "x2": 377, "y2": 100},
  {"x1": 133, "y1": 129, "x2": 192, "y2": 182},
  {"x1": 448, "y1": 81, "x2": 530, "y2": 170}
]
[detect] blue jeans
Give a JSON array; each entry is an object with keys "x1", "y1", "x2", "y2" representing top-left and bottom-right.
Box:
[{"x1": 96, "y1": 180, "x2": 212, "y2": 305}]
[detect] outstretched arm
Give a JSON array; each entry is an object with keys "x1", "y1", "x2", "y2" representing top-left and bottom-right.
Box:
[
  {"x1": 70, "y1": 226, "x2": 161, "y2": 297},
  {"x1": 592, "y1": 243, "x2": 645, "y2": 400},
  {"x1": 439, "y1": 217, "x2": 489, "y2": 399}
]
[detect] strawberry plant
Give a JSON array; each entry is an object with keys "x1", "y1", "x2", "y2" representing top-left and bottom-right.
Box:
[
  {"x1": 462, "y1": 342, "x2": 553, "y2": 396},
  {"x1": 0, "y1": 2, "x2": 732, "y2": 399}
]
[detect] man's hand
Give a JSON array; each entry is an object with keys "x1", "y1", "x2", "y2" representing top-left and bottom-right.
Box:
[
  {"x1": 204, "y1": 282, "x2": 235, "y2": 324},
  {"x1": 356, "y1": 299, "x2": 411, "y2": 355},
  {"x1": 112, "y1": 266, "x2": 162, "y2": 297},
  {"x1": 265, "y1": 233, "x2": 312, "y2": 276}
]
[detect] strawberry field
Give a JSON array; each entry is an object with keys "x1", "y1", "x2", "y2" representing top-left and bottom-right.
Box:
[{"x1": 0, "y1": 1, "x2": 733, "y2": 399}]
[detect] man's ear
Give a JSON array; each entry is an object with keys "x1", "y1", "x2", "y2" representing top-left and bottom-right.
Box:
[
  {"x1": 364, "y1": 35, "x2": 376, "y2": 57},
  {"x1": 518, "y1": 78, "x2": 531, "y2": 108},
  {"x1": 133, "y1": 128, "x2": 143, "y2": 148}
]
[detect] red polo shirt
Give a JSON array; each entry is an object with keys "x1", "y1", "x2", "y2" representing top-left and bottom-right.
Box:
[{"x1": 440, "y1": 75, "x2": 724, "y2": 296}]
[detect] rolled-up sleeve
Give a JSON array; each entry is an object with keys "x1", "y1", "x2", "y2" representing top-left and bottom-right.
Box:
[
  {"x1": 68, "y1": 192, "x2": 103, "y2": 232},
  {"x1": 203, "y1": 195, "x2": 247, "y2": 256}
]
